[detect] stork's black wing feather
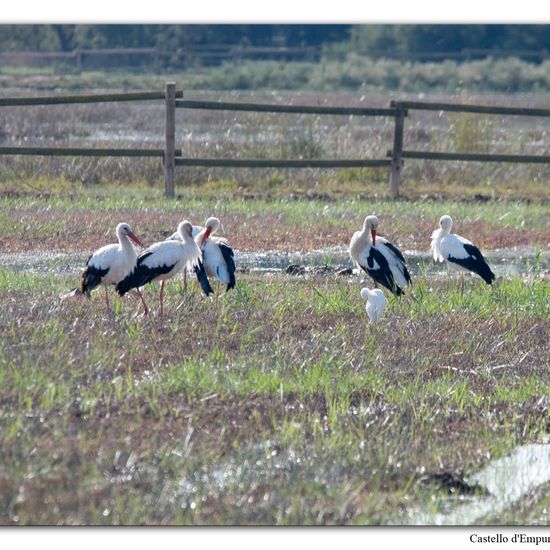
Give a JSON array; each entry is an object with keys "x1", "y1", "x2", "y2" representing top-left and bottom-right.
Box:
[
  {"x1": 447, "y1": 244, "x2": 495, "y2": 285},
  {"x1": 380, "y1": 241, "x2": 412, "y2": 284},
  {"x1": 363, "y1": 247, "x2": 404, "y2": 296},
  {"x1": 218, "y1": 242, "x2": 236, "y2": 291},
  {"x1": 81, "y1": 255, "x2": 109, "y2": 295},
  {"x1": 116, "y1": 251, "x2": 173, "y2": 296},
  {"x1": 194, "y1": 260, "x2": 215, "y2": 296}
]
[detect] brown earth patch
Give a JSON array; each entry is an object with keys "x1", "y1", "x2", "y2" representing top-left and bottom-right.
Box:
[{"x1": 1, "y1": 207, "x2": 548, "y2": 254}]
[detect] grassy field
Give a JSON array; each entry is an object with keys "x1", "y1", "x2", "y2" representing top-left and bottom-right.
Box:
[
  {"x1": 1, "y1": 184, "x2": 549, "y2": 254},
  {"x1": 0, "y1": 78, "x2": 549, "y2": 524},
  {"x1": 0, "y1": 267, "x2": 548, "y2": 525},
  {"x1": 0, "y1": 180, "x2": 549, "y2": 525}
]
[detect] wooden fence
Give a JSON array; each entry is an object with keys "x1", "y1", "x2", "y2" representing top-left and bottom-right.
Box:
[{"x1": 0, "y1": 82, "x2": 549, "y2": 198}]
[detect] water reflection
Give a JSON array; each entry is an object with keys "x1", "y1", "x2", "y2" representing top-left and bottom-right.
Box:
[{"x1": 403, "y1": 443, "x2": 550, "y2": 525}]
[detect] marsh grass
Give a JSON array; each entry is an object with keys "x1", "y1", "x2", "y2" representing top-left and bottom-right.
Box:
[{"x1": 0, "y1": 270, "x2": 548, "y2": 524}]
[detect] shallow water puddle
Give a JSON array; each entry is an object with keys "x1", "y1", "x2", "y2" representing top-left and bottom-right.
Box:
[
  {"x1": 0, "y1": 251, "x2": 83, "y2": 275},
  {"x1": 238, "y1": 246, "x2": 548, "y2": 279},
  {"x1": 0, "y1": 246, "x2": 547, "y2": 279},
  {"x1": 401, "y1": 442, "x2": 550, "y2": 525}
]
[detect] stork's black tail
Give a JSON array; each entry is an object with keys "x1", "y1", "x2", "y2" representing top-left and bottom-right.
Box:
[
  {"x1": 81, "y1": 257, "x2": 108, "y2": 297},
  {"x1": 477, "y1": 263, "x2": 496, "y2": 285},
  {"x1": 218, "y1": 242, "x2": 236, "y2": 291},
  {"x1": 194, "y1": 261, "x2": 214, "y2": 296},
  {"x1": 459, "y1": 244, "x2": 496, "y2": 285}
]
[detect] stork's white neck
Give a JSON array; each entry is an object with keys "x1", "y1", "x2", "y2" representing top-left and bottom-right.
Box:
[
  {"x1": 117, "y1": 230, "x2": 134, "y2": 252},
  {"x1": 178, "y1": 228, "x2": 193, "y2": 244}
]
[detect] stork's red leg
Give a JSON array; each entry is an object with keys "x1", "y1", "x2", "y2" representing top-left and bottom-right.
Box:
[
  {"x1": 135, "y1": 288, "x2": 148, "y2": 316},
  {"x1": 159, "y1": 280, "x2": 165, "y2": 318}
]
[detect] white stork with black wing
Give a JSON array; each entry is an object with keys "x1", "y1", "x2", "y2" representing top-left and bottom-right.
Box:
[
  {"x1": 79, "y1": 222, "x2": 145, "y2": 309},
  {"x1": 431, "y1": 215, "x2": 495, "y2": 285},
  {"x1": 349, "y1": 215, "x2": 411, "y2": 296},
  {"x1": 168, "y1": 216, "x2": 236, "y2": 295},
  {"x1": 117, "y1": 220, "x2": 202, "y2": 317}
]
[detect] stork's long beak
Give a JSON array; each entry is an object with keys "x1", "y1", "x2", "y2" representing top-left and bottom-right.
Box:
[
  {"x1": 128, "y1": 231, "x2": 144, "y2": 248},
  {"x1": 200, "y1": 227, "x2": 213, "y2": 246},
  {"x1": 371, "y1": 228, "x2": 376, "y2": 247}
]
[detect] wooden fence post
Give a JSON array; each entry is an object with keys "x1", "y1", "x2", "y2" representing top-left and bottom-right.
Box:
[
  {"x1": 74, "y1": 49, "x2": 83, "y2": 72},
  {"x1": 389, "y1": 101, "x2": 405, "y2": 198},
  {"x1": 164, "y1": 82, "x2": 176, "y2": 199}
]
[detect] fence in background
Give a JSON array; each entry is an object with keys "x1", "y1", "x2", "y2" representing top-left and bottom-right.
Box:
[{"x1": 1, "y1": 82, "x2": 549, "y2": 198}]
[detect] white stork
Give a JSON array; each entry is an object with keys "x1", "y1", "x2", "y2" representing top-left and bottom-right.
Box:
[
  {"x1": 80, "y1": 222, "x2": 145, "y2": 310},
  {"x1": 349, "y1": 215, "x2": 411, "y2": 296},
  {"x1": 117, "y1": 220, "x2": 202, "y2": 317},
  {"x1": 431, "y1": 215, "x2": 496, "y2": 286},
  {"x1": 168, "y1": 216, "x2": 236, "y2": 295},
  {"x1": 360, "y1": 287, "x2": 388, "y2": 325}
]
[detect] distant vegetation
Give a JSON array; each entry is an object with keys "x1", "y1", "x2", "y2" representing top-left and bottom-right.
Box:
[
  {"x1": 0, "y1": 25, "x2": 549, "y2": 93},
  {"x1": 0, "y1": 24, "x2": 548, "y2": 65},
  {"x1": 1, "y1": 56, "x2": 549, "y2": 94},
  {"x1": 183, "y1": 56, "x2": 550, "y2": 93}
]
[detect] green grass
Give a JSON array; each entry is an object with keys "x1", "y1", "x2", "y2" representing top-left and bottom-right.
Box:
[
  {"x1": 0, "y1": 270, "x2": 548, "y2": 525},
  {"x1": 1, "y1": 184, "x2": 548, "y2": 256}
]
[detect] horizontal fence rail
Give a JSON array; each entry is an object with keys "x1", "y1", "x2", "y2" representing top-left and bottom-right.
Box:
[
  {"x1": 393, "y1": 100, "x2": 550, "y2": 118},
  {"x1": 176, "y1": 99, "x2": 400, "y2": 117},
  {"x1": 175, "y1": 158, "x2": 391, "y2": 168},
  {"x1": 394, "y1": 150, "x2": 550, "y2": 164},
  {"x1": 0, "y1": 146, "x2": 181, "y2": 157},
  {"x1": 0, "y1": 84, "x2": 548, "y2": 198},
  {"x1": 0, "y1": 90, "x2": 183, "y2": 107}
]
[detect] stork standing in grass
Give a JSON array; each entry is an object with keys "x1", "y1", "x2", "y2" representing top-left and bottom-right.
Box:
[
  {"x1": 431, "y1": 215, "x2": 496, "y2": 289},
  {"x1": 79, "y1": 222, "x2": 146, "y2": 311},
  {"x1": 117, "y1": 220, "x2": 202, "y2": 317},
  {"x1": 349, "y1": 215, "x2": 411, "y2": 296},
  {"x1": 168, "y1": 216, "x2": 236, "y2": 295},
  {"x1": 360, "y1": 287, "x2": 388, "y2": 325}
]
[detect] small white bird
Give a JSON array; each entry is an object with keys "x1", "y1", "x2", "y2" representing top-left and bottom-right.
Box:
[
  {"x1": 117, "y1": 220, "x2": 202, "y2": 317},
  {"x1": 169, "y1": 216, "x2": 236, "y2": 295},
  {"x1": 431, "y1": 215, "x2": 495, "y2": 285},
  {"x1": 80, "y1": 222, "x2": 144, "y2": 309},
  {"x1": 360, "y1": 287, "x2": 388, "y2": 325},
  {"x1": 349, "y1": 215, "x2": 411, "y2": 296}
]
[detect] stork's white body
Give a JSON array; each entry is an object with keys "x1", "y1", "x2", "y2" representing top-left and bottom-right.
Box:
[
  {"x1": 81, "y1": 222, "x2": 143, "y2": 304},
  {"x1": 430, "y1": 215, "x2": 495, "y2": 285},
  {"x1": 117, "y1": 221, "x2": 202, "y2": 316},
  {"x1": 349, "y1": 215, "x2": 411, "y2": 296},
  {"x1": 138, "y1": 239, "x2": 201, "y2": 283},
  {"x1": 432, "y1": 232, "x2": 475, "y2": 271},
  {"x1": 169, "y1": 225, "x2": 232, "y2": 284},
  {"x1": 350, "y1": 232, "x2": 410, "y2": 289},
  {"x1": 86, "y1": 240, "x2": 137, "y2": 286},
  {"x1": 169, "y1": 217, "x2": 236, "y2": 293}
]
